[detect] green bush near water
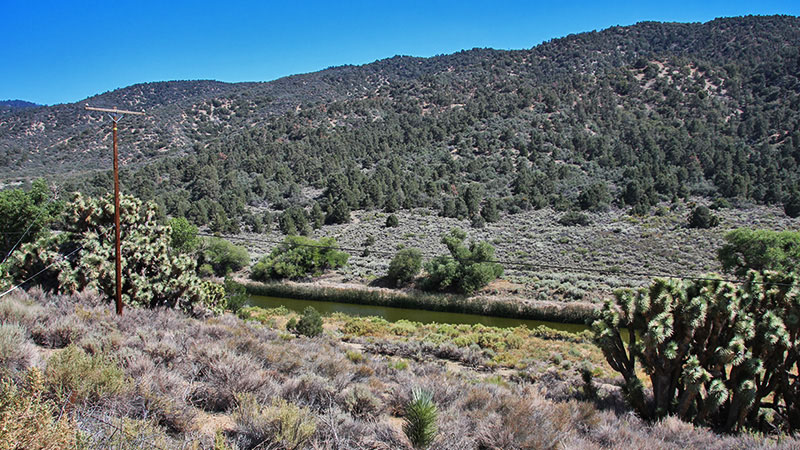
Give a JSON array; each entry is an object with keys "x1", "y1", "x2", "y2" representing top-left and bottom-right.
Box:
[{"x1": 251, "y1": 236, "x2": 348, "y2": 281}]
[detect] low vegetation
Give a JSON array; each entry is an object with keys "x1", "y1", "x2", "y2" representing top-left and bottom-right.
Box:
[{"x1": 2, "y1": 289, "x2": 795, "y2": 448}]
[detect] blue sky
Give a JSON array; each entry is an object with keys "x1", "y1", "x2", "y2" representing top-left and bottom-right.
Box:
[{"x1": 3, "y1": 0, "x2": 799, "y2": 105}]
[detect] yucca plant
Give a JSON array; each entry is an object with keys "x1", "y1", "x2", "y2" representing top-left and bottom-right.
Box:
[{"x1": 403, "y1": 387, "x2": 438, "y2": 449}]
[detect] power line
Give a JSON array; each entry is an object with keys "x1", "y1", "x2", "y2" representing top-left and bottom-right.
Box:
[
  {"x1": 2, "y1": 187, "x2": 59, "y2": 264},
  {"x1": 0, "y1": 226, "x2": 114, "y2": 299},
  {"x1": 0, "y1": 244, "x2": 83, "y2": 298},
  {"x1": 197, "y1": 232, "x2": 784, "y2": 287}
]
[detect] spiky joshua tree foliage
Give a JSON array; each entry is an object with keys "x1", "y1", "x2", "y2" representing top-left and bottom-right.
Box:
[
  {"x1": 8, "y1": 193, "x2": 202, "y2": 309},
  {"x1": 592, "y1": 271, "x2": 800, "y2": 433}
]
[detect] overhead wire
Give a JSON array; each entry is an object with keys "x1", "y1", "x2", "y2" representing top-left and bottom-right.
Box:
[
  {"x1": 0, "y1": 225, "x2": 114, "y2": 299},
  {"x1": 2, "y1": 185, "x2": 59, "y2": 264}
]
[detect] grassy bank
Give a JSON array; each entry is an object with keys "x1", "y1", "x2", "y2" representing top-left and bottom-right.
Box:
[{"x1": 244, "y1": 281, "x2": 597, "y2": 324}]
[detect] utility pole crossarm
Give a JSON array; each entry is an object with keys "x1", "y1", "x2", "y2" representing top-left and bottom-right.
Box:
[{"x1": 85, "y1": 104, "x2": 146, "y2": 116}]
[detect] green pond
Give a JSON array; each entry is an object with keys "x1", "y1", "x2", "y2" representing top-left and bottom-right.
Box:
[{"x1": 249, "y1": 295, "x2": 591, "y2": 334}]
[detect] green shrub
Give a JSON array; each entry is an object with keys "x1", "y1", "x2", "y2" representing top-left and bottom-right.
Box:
[
  {"x1": 422, "y1": 229, "x2": 503, "y2": 295},
  {"x1": 0, "y1": 178, "x2": 61, "y2": 258},
  {"x1": 717, "y1": 228, "x2": 800, "y2": 277},
  {"x1": 291, "y1": 307, "x2": 323, "y2": 338},
  {"x1": 403, "y1": 387, "x2": 438, "y2": 449},
  {"x1": 224, "y1": 277, "x2": 249, "y2": 313},
  {"x1": 45, "y1": 344, "x2": 127, "y2": 405},
  {"x1": 233, "y1": 394, "x2": 316, "y2": 450},
  {"x1": 0, "y1": 368, "x2": 78, "y2": 448},
  {"x1": 687, "y1": 205, "x2": 719, "y2": 228},
  {"x1": 387, "y1": 248, "x2": 423, "y2": 286},
  {"x1": 202, "y1": 237, "x2": 250, "y2": 276},
  {"x1": 385, "y1": 214, "x2": 399, "y2": 227},
  {"x1": 168, "y1": 216, "x2": 199, "y2": 253},
  {"x1": 250, "y1": 236, "x2": 348, "y2": 281}
]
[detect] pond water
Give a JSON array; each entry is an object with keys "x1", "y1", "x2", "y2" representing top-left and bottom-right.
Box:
[{"x1": 249, "y1": 295, "x2": 591, "y2": 334}]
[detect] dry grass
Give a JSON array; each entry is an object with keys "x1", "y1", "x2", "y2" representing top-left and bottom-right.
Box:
[{"x1": 0, "y1": 289, "x2": 796, "y2": 449}]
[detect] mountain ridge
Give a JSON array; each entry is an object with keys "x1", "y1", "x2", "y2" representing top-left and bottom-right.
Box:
[{"x1": 1, "y1": 15, "x2": 799, "y2": 224}]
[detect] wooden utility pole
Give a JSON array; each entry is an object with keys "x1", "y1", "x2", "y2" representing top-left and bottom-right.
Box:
[{"x1": 84, "y1": 104, "x2": 145, "y2": 315}]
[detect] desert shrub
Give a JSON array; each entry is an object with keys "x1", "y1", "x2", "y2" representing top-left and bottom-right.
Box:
[
  {"x1": 224, "y1": 277, "x2": 249, "y2": 313},
  {"x1": 251, "y1": 236, "x2": 348, "y2": 280},
  {"x1": 687, "y1": 205, "x2": 719, "y2": 228},
  {"x1": 387, "y1": 248, "x2": 423, "y2": 286},
  {"x1": 403, "y1": 387, "x2": 438, "y2": 449},
  {"x1": 281, "y1": 373, "x2": 335, "y2": 410},
  {"x1": 593, "y1": 271, "x2": 800, "y2": 433},
  {"x1": 0, "y1": 368, "x2": 78, "y2": 448},
  {"x1": 85, "y1": 416, "x2": 176, "y2": 450},
  {"x1": 385, "y1": 214, "x2": 399, "y2": 227},
  {"x1": 31, "y1": 314, "x2": 86, "y2": 348},
  {"x1": 202, "y1": 237, "x2": 250, "y2": 276},
  {"x1": 233, "y1": 394, "x2": 316, "y2": 450},
  {"x1": 287, "y1": 306, "x2": 322, "y2": 338},
  {"x1": 0, "y1": 297, "x2": 40, "y2": 329},
  {"x1": 0, "y1": 323, "x2": 33, "y2": 376},
  {"x1": 475, "y1": 391, "x2": 575, "y2": 450},
  {"x1": 168, "y1": 216, "x2": 199, "y2": 253},
  {"x1": 6, "y1": 193, "x2": 203, "y2": 310},
  {"x1": 188, "y1": 345, "x2": 265, "y2": 412},
  {"x1": 338, "y1": 384, "x2": 382, "y2": 421},
  {"x1": 558, "y1": 211, "x2": 591, "y2": 226},
  {"x1": 422, "y1": 229, "x2": 503, "y2": 295},
  {"x1": 45, "y1": 344, "x2": 127, "y2": 405},
  {"x1": 0, "y1": 178, "x2": 61, "y2": 258},
  {"x1": 717, "y1": 228, "x2": 800, "y2": 277},
  {"x1": 345, "y1": 349, "x2": 364, "y2": 363}
]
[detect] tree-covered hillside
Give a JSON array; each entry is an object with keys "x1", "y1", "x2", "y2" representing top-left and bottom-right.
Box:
[{"x1": 3, "y1": 15, "x2": 800, "y2": 228}]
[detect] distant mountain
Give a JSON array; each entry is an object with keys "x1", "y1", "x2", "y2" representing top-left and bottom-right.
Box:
[
  {"x1": 0, "y1": 100, "x2": 41, "y2": 116},
  {"x1": 0, "y1": 100, "x2": 41, "y2": 109},
  {"x1": 1, "y1": 15, "x2": 799, "y2": 225}
]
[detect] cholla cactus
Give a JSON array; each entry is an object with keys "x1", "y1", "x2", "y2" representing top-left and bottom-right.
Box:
[
  {"x1": 593, "y1": 271, "x2": 800, "y2": 433},
  {"x1": 8, "y1": 193, "x2": 202, "y2": 310}
]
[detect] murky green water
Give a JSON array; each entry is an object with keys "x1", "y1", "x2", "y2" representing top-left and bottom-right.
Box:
[{"x1": 249, "y1": 295, "x2": 591, "y2": 334}]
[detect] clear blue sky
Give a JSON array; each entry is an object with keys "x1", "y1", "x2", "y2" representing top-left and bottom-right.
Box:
[{"x1": 3, "y1": 0, "x2": 799, "y2": 105}]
